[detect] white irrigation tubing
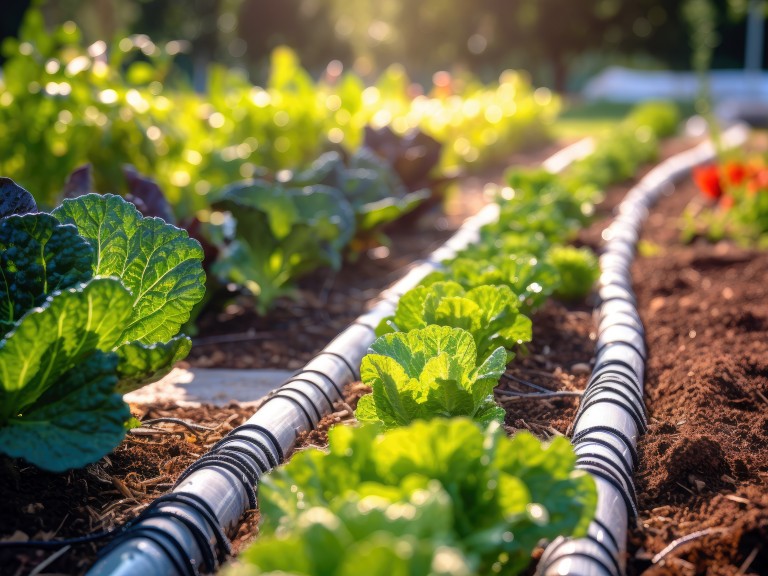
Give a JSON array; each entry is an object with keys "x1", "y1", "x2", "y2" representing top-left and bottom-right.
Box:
[
  {"x1": 83, "y1": 138, "x2": 595, "y2": 576},
  {"x1": 537, "y1": 122, "x2": 750, "y2": 576}
]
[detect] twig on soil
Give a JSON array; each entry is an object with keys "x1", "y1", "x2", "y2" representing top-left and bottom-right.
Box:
[
  {"x1": 501, "y1": 373, "x2": 554, "y2": 393},
  {"x1": 28, "y1": 545, "x2": 71, "y2": 576},
  {"x1": 725, "y1": 494, "x2": 750, "y2": 505},
  {"x1": 139, "y1": 417, "x2": 218, "y2": 432},
  {"x1": 675, "y1": 482, "x2": 696, "y2": 496},
  {"x1": 737, "y1": 546, "x2": 760, "y2": 575},
  {"x1": 128, "y1": 428, "x2": 173, "y2": 437},
  {"x1": 496, "y1": 389, "x2": 583, "y2": 400},
  {"x1": 97, "y1": 498, "x2": 140, "y2": 521},
  {"x1": 111, "y1": 476, "x2": 137, "y2": 499},
  {"x1": 515, "y1": 367, "x2": 564, "y2": 380},
  {"x1": 651, "y1": 527, "x2": 727, "y2": 565}
]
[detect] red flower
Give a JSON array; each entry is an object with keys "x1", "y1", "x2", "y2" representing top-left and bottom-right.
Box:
[
  {"x1": 693, "y1": 165, "x2": 723, "y2": 200},
  {"x1": 721, "y1": 162, "x2": 748, "y2": 186},
  {"x1": 718, "y1": 195, "x2": 734, "y2": 211},
  {"x1": 750, "y1": 168, "x2": 768, "y2": 193}
]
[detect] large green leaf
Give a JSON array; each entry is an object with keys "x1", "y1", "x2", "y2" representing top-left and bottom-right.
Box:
[
  {"x1": 0, "y1": 350, "x2": 129, "y2": 471},
  {"x1": 0, "y1": 278, "x2": 132, "y2": 423},
  {"x1": 0, "y1": 278, "x2": 134, "y2": 471},
  {"x1": 52, "y1": 193, "x2": 205, "y2": 344},
  {"x1": 357, "y1": 326, "x2": 505, "y2": 428},
  {"x1": 258, "y1": 419, "x2": 596, "y2": 575},
  {"x1": 358, "y1": 354, "x2": 421, "y2": 427},
  {"x1": 356, "y1": 190, "x2": 431, "y2": 232},
  {"x1": 0, "y1": 213, "x2": 93, "y2": 336},
  {"x1": 115, "y1": 335, "x2": 192, "y2": 394}
]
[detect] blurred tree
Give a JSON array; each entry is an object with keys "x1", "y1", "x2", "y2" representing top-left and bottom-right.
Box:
[
  {"x1": 238, "y1": 0, "x2": 351, "y2": 75},
  {"x1": 7, "y1": 0, "x2": 766, "y2": 89},
  {"x1": 0, "y1": 0, "x2": 33, "y2": 65}
]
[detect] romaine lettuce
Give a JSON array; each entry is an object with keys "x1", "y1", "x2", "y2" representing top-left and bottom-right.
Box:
[
  {"x1": 377, "y1": 281, "x2": 531, "y2": 363},
  {"x1": 355, "y1": 326, "x2": 507, "y2": 428},
  {"x1": 258, "y1": 419, "x2": 596, "y2": 575}
]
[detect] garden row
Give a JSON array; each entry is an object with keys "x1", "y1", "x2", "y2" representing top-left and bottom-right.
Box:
[
  {"x1": 0, "y1": 7, "x2": 556, "y2": 216},
  {"x1": 0, "y1": 8, "x2": 569, "y2": 321},
  {"x1": 74, "y1": 102, "x2": 681, "y2": 576}
]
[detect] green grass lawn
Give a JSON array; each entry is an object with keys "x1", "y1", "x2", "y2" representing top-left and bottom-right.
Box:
[{"x1": 552, "y1": 100, "x2": 696, "y2": 140}]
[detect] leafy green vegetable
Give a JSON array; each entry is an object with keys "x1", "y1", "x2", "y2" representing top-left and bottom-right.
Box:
[
  {"x1": 0, "y1": 9, "x2": 557, "y2": 212},
  {"x1": 545, "y1": 246, "x2": 599, "y2": 301},
  {"x1": 424, "y1": 255, "x2": 559, "y2": 313},
  {"x1": 355, "y1": 326, "x2": 507, "y2": 428},
  {"x1": 230, "y1": 486, "x2": 472, "y2": 576},
  {"x1": 52, "y1": 193, "x2": 205, "y2": 344},
  {"x1": 287, "y1": 148, "x2": 431, "y2": 235},
  {"x1": 259, "y1": 419, "x2": 597, "y2": 575},
  {"x1": 0, "y1": 213, "x2": 93, "y2": 337},
  {"x1": 377, "y1": 281, "x2": 531, "y2": 363},
  {"x1": 114, "y1": 336, "x2": 192, "y2": 394},
  {"x1": 0, "y1": 279, "x2": 132, "y2": 471},
  {"x1": 211, "y1": 180, "x2": 355, "y2": 313},
  {"x1": 0, "y1": 191, "x2": 203, "y2": 470}
]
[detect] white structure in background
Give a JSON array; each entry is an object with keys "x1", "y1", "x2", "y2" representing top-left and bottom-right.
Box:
[
  {"x1": 585, "y1": 0, "x2": 767, "y2": 124},
  {"x1": 582, "y1": 67, "x2": 768, "y2": 103}
]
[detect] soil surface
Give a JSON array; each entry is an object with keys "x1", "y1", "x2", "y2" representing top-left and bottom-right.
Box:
[{"x1": 625, "y1": 159, "x2": 768, "y2": 575}]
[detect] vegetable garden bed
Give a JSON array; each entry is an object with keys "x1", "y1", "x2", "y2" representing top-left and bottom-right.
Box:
[
  {"x1": 625, "y1": 136, "x2": 768, "y2": 575},
  {"x1": 0, "y1": 140, "x2": 566, "y2": 575},
  {"x1": 3, "y1": 105, "x2": 764, "y2": 576}
]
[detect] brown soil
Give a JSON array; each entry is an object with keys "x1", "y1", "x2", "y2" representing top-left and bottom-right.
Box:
[
  {"x1": 626, "y1": 171, "x2": 768, "y2": 575},
  {"x1": 0, "y1": 403, "x2": 255, "y2": 575}
]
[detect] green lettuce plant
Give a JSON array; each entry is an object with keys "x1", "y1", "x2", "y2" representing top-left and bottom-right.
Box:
[
  {"x1": 423, "y1": 255, "x2": 559, "y2": 313},
  {"x1": 0, "y1": 182, "x2": 204, "y2": 471},
  {"x1": 256, "y1": 419, "x2": 597, "y2": 575},
  {"x1": 229, "y1": 484, "x2": 472, "y2": 576},
  {"x1": 209, "y1": 179, "x2": 355, "y2": 313},
  {"x1": 545, "y1": 245, "x2": 599, "y2": 301},
  {"x1": 354, "y1": 326, "x2": 507, "y2": 428},
  {"x1": 376, "y1": 281, "x2": 531, "y2": 363}
]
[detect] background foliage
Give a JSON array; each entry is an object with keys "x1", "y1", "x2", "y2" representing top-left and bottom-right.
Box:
[{"x1": 3, "y1": 0, "x2": 763, "y2": 92}]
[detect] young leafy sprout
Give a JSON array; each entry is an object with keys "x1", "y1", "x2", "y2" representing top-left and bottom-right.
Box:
[
  {"x1": 424, "y1": 255, "x2": 559, "y2": 312},
  {"x1": 355, "y1": 325, "x2": 507, "y2": 428},
  {"x1": 247, "y1": 419, "x2": 596, "y2": 576},
  {"x1": 231, "y1": 484, "x2": 471, "y2": 576},
  {"x1": 0, "y1": 183, "x2": 205, "y2": 471},
  {"x1": 377, "y1": 281, "x2": 532, "y2": 363},
  {"x1": 545, "y1": 245, "x2": 600, "y2": 301}
]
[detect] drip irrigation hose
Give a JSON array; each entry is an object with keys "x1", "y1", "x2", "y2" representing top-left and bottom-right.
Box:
[
  {"x1": 82, "y1": 139, "x2": 598, "y2": 576},
  {"x1": 82, "y1": 202, "x2": 497, "y2": 574},
  {"x1": 536, "y1": 122, "x2": 749, "y2": 576}
]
